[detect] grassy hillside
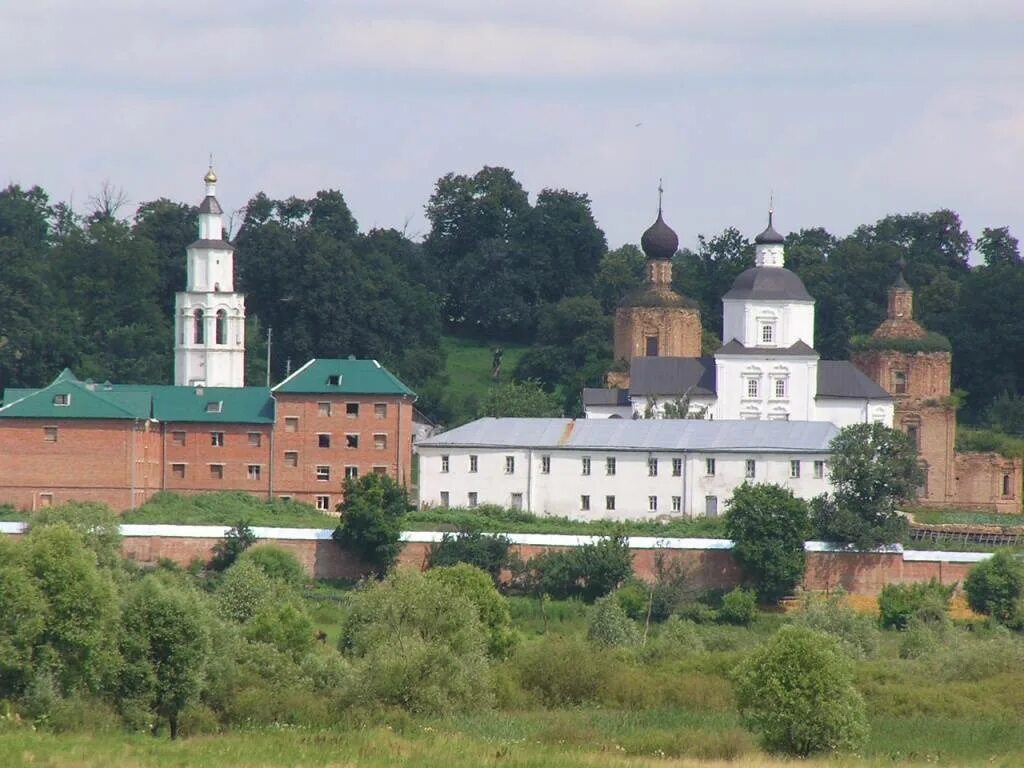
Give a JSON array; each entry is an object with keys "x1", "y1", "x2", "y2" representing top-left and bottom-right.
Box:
[{"x1": 440, "y1": 334, "x2": 530, "y2": 424}]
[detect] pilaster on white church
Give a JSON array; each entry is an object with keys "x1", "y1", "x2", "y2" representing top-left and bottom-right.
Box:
[{"x1": 173, "y1": 167, "x2": 246, "y2": 387}]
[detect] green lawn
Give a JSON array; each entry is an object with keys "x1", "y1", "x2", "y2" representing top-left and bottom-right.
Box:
[
  {"x1": 440, "y1": 334, "x2": 529, "y2": 422},
  {"x1": 121, "y1": 491, "x2": 337, "y2": 528},
  {"x1": 909, "y1": 507, "x2": 1024, "y2": 528}
]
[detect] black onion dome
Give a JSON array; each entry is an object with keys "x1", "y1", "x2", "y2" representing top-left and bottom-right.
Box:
[
  {"x1": 723, "y1": 266, "x2": 812, "y2": 301},
  {"x1": 754, "y1": 216, "x2": 785, "y2": 245},
  {"x1": 640, "y1": 212, "x2": 679, "y2": 260}
]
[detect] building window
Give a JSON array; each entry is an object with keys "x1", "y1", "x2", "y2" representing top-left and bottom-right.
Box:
[
  {"x1": 441, "y1": 455, "x2": 450, "y2": 473},
  {"x1": 248, "y1": 432, "x2": 262, "y2": 447},
  {"x1": 53, "y1": 393, "x2": 70, "y2": 406},
  {"x1": 505, "y1": 456, "x2": 515, "y2": 474},
  {"x1": 774, "y1": 378, "x2": 787, "y2": 398},
  {"x1": 813, "y1": 460, "x2": 825, "y2": 479},
  {"x1": 706, "y1": 458, "x2": 716, "y2": 476},
  {"x1": 372, "y1": 466, "x2": 387, "y2": 475},
  {"x1": 193, "y1": 308, "x2": 204, "y2": 344},
  {"x1": 790, "y1": 460, "x2": 801, "y2": 479},
  {"x1": 705, "y1": 495, "x2": 719, "y2": 517},
  {"x1": 541, "y1": 455, "x2": 551, "y2": 474},
  {"x1": 648, "y1": 457, "x2": 658, "y2": 477},
  {"x1": 672, "y1": 458, "x2": 682, "y2": 477},
  {"x1": 171, "y1": 463, "x2": 185, "y2": 479},
  {"x1": 469, "y1": 455, "x2": 478, "y2": 473},
  {"x1": 894, "y1": 371, "x2": 907, "y2": 394},
  {"x1": 580, "y1": 495, "x2": 590, "y2": 511},
  {"x1": 43, "y1": 426, "x2": 58, "y2": 443},
  {"x1": 318, "y1": 401, "x2": 331, "y2": 417},
  {"x1": 345, "y1": 465, "x2": 359, "y2": 479},
  {"x1": 906, "y1": 425, "x2": 919, "y2": 451},
  {"x1": 327, "y1": 374, "x2": 341, "y2": 386},
  {"x1": 278, "y1": 495, "x2": 293, "y2": 502},
  {"x1": 645, "y1": 335, "x2": 659, "y2": 356},
  {"x1": 374, "y1": 434, "x2": 387, "y2": 450},
  {"x1": 672, "y1": 495, "x2": 681, "y2": 512},
  {"x1": 215, "y1": 309, "x2": 227, "y2": 345},
  {"x1": 316, "y1": 495, "x2": 330, "y2": 511},
  {"x1": 171, "y1": 430, "x2": 186, "y2": 446},
  {"x1": 648, "y1": 495, "x2": 658, "y2": 512},
  {"x1": 205, "y1": 401, "x2": 223, "y2": 414},
  {"x1": 745, "y1": 459, "x2": 756, "y2": 478},
  {"x1": 440, "y1": 491, "x2": 450, "y2": 507},
  {"x1": 346, "y1": 434, "x2": 359, "y2": 449},
  {"x1": 318, "y1": 433, "x2": 331, "y2": 449},
  {"x1": 468, "y1": 492, "x2": 478, "y2": 508},
  {"x1": 605, "y1": 495, "x2": 616, "y2": 511},
  {"x1": 346, "y1": 403, "x2": 359, "y2": 418},
  {"x1": 1003, "y1": 474, "x2": 1012, "y2": 497},
  {"x1": 761, "y1": 323, "x2": 774, "y2": 344},
  {"x1": 582, "y1": 456, "x2": 591, "y2": 475},
  {"x1": 606, "y1": 457, "x2": 616, "y2": 476},
  {"x1": 38, "y1": 493, "x2": 53, "y2": 508},
  {"x1": 247, "y1": 465, "x2": 261, "y2": 481},
  {"x1": 316, "y1": 465, "x2": 330, "y2": 481},
  {"x1": 210, "y1": 432, "x2": 224, "y2": 447},
  {"x1": 511, "y1": 493, "x2": 523, "y2": 511},
  {"x1": 746, "y1": 378, "x2": 759, "y2": 399},
  {"x1": 284, "y1": 417, "x2": 298, "y2": 432},
  {"x1": 209, "y1": 464, "x2": 224, "y2": 480},
  {"x1": 284, "y1": 451, "x2": 298, "y2": 468},
  {"x1": 374, "y1": 403, "x2": 387, "y2": 419}
]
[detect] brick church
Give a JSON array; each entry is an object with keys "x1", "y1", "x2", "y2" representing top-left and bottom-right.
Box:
[
  {"x1": 0, "y1": 167, "x2": 415, "y2": 513},
  {"x1": 587, "y1": 199, "x2": 1020, "y2": 513}
]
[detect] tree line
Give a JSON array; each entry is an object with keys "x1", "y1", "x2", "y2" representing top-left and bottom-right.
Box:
[{"x1": 2, "y1": 168, "x2": 1023, "y2": 426}]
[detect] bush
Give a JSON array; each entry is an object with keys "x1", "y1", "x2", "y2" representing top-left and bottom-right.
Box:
[
  {"x1": 512, "y1": 636, "x2": 610, "y2": 706},
  {"x1": 426, "y1": 531, "x2": 513, "y2": 583},
  {"x1": 648, "y1": 553, "x2": 697, "y2": 622},
  {"x1": 613, "y1": 580, "x2": 649, "y2": 622},
  {"x1": 878, "y1": 579, "x2": 955, "y2": 630},
  {"x1": 243, "y1": 599, "x2": 315, "y2": 660},
  {"x1": 237, "y1": 544, "x2": 306, "y2": 588},
  {"x1": 586, "y1": 595, "x2": 640, "y2": 648},
  {"x1": 732, "y1": 626, "x2": 868, "y2": 756},
  {"x1": 524, "y1": 534, "x2": 633, "y2": 603},
  {"x1": 333, "y1": 473, "x2": 409, "y2": 576},
  {"x1": 898, "y1": 618, "x2": 942, "y2": 659},
  {"x1": 964, "y1": 551, "x2": 1024, "y2": 627},
  {"x1": 793, "y1": 591, "x2": 879, "y2": 659},
  {"x1": 725, "y1": 483, "x2": 809, "y2": 602},
  {"x1": 216, "y1": 559, "x2": 274, "y2": 623},
  {"x1": 719, "y1": 587, "x2": 757, "y2": 625},
  {"x1": 640, "y1": 616, "x2": 705, "y2": 661},
  {"x1": 425, "y1": 564, "x2": 516, "y2": 658},
  {"x1": 209, "y1": 521, "x2": 256, "y2": 572},
  {"x1": 28, "y1": 502, "x2": 122, "y2": 571}
]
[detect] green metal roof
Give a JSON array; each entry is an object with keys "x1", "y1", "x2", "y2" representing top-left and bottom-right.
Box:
[
  {"x1": 0, "y1": 372, "x2": 274, "y2": 424},
  {"x1": 272, "y1": 358, "x2": 414, "y2": 397}
]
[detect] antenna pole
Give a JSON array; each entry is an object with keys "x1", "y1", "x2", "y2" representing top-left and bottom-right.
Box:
[{"x1": 265, "y1": 326, "x2": 272, "y2": 387}]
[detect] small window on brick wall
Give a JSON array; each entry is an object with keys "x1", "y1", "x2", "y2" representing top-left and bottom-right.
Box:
[
  {"x1": 210, "y1": 432, "x2": 224, "y2": 447},
  {"x1": 43, "y1": 426, "x2": 58, "y2": 443},
  {"x1": 247, "y1": 465, "x2": 261, "y2": 481},
  {"x1": 316, "y1": 495, "x2": 330, "y2": 511},
  {"x1": 284, "y1": 451, "x2": 298, "y2": 468},
  {"x1": 171, "y1": 463, "x2": 185, "y2": 479},
  {"x1": 285, "y1": 417, "x2": 299, "y2": 432},
  {"x1": 172, "y1": 431, "x2": 186, "y2": 446},
  {"x1": 374, "y1": 434, "x2": 387, "y2": 450},
  {"x1": 318, "y1": 433, "x2": 331, "y2": 448},
  {"x1": 209, "y1": 464, "x2": 224, "y2": 480},
  {"x1": 316, "y1": 465, "x2": 330, "y2": 481},
  {"x1": 345, "y1": 465, "x2": 359, "y2": 479},
  {"x1": 346, "y1": 403, "x2": 359, "y2": 418},
  {"x1": 894, "y1": 371, "x2": 907, "y2": 394},
  {"x1": 346, "y1": 434, "x2": 359, "y2": 449},
  {"x1": 248, "y1": 432, "x2": 262, "y2": 447},
  {"x1": 318, "y1": 401, "x2": 331, "y2": 417},
  {"x1": 374, "y1": 403, "x2": 387, "y2": 419}
]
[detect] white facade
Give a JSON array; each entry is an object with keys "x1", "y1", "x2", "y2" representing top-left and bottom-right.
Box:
[
  {"x1": 173, "y1": 169, "x2": 246, "y2": 387},
  {"x1": 721, "y1": 298, "x2": 815, "y2": 351}
]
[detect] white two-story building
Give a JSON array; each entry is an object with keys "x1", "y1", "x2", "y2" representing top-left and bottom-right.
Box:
[{"x1": 417, "y1": 418, "x2": 836, "y2": 521}]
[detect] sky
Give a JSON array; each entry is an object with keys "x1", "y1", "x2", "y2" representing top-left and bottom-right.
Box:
[{"x1": 2, "y1": 1, "x2": 1023, "y2": 252}]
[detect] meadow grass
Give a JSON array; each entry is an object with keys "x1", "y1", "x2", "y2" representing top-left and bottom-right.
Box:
[
  {"x1": 440, "y1": 334, "x2": 530, "y2": 413},
  {"x1": 909, "y1": 506, "x2": 1024, "y2": 528},
  {"x1": 121, "y1": 491, "x2": 337, "y2": 528}
]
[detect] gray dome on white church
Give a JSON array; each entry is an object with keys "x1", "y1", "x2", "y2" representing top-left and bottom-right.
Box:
[{"x1": 723, "y1": 265, "x2": 812, "y2": 301}]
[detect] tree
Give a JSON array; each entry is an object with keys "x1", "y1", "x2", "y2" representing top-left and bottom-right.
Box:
[
  {"x1": 963, "y1": 551, "x2": 1024, "y2": 627},
  {"x1": 425, "y1": 564, "x2": 516, "y2": 657},
  {"x1": 725, "y1": 483, "x2": 810, "y2": 603},
  {"x1": 586, "y1": 594, "x2": 639, "y2": 647},
  {"x1": 812, "y1": 423, "x2": 922, "y2": 548},
  {"x1": 427, "y1": 531, "x2": 514, "y2": 583},
  {"x1": 29, "y1": 501, "x2": 122, "y2": 572},
  {"x1": 237, "y1": 544, "x2": 306, "y2": 588},
  {"x1": 477, "y1": 379, "x2": 561, "y2": 418},
  {"x1": 209, "y1": 521, "x2": 257, "y2": 572},
  {"x1": 524, "y1": 533, "x2": 633, "y2": 603},
  {"x1": 0, "y1": 539, "x2": 46, "y2": 698},
  {"x1": 333, "y1": 473, "x2": 410, "y2": 576},
  {"x1": 877, "y1": 579, "x2": 955, "y2": 630},
  {"x1": 594, "y1": 244, "x2": 645, "y2": 313},
  {"x1": 732, "y1": 626, "x2": 868, "y2": 756},
  {"x1": 120, "y1": 575, "x2": 210, "y2": 738}
]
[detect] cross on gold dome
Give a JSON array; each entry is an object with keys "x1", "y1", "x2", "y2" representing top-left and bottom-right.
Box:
[{"x1": 204, "y1": 154, "x2": 217, "y2": 184}]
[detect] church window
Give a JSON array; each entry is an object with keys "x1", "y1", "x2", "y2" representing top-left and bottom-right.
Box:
[
  {"x1": 215, "y1": 310, "x2": 227, "y2": 345},
  {"x1": 1003, "y1": 474, "x2": 1013, "y2": 497},
  {"x1": 645, "y1": 335, "x2": 659, "y2": 356},
  {"x1": 894, "y1": 371, "x2": 907, "y2": 394},
  {"x1": 774, "y1": 378, "x2": 787, "y2": 398},
  {"x1": 193, "y1": 309, "x2": 205, "y2": 344},
  {"x1": 746, "y1": 378, "x2": 759, "y2": 399},
  {"x1": 906, "y1": 425, "x2": 919, "y2": 451},
  {"x1": 761, "y1": 323, "x2": 774, "y2": 344}
]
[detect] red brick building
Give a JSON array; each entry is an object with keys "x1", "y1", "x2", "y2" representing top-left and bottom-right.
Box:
[{"x1": 0, "y1": 359, "x2": 415, "y2": 513}]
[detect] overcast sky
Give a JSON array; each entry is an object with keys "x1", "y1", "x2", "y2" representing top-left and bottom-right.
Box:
[{"x1": 3, "y1": 1, "x2": 1022, "y2": 252}]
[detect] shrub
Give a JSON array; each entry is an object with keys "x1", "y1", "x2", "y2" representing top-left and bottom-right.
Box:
[
  {"x1": 243, "y1": 599, "x2": 315, "y2": 660},
  {"x1": 793, "y1": 591, "x2": 879, "y2": 659},
  {"x1": 725, "y1": 483, "x2": 809, "y2": 602},
  {"x1": 426, "y1": 531, "x2": 513, "y2": 583},
  {"x1": 237, "y1": 544, "x2": 306, "y2": 588},
  {"x1": 640, "y1": 615, "x2": 705, "y2": 661},
  {"x1": 216, "y1": 559, "x2": 274, "y2": 623},
  {"x1": 897, "y1": 618, "x2": 942, "y2": 660},
  {"x1": 525, "y1": 534, "x2": 633, "y2": 603},
  {"x1": 333, "y1": 473, "x2": 409, "y2": 577},
  {"x1": 586, "y1": 595, "x2": 640, "y2": 648},
  {"x1": 719, "y1": 587, "x2": 757, "y2": 625},
  {"x1": 732, "y1": 626, "x2": 868, "y2": 756},
  {"x1": 209, "y1": 521, "x2": 256, "y2": 572},
  {"x1": 613, "y1": 579, "x2": 649, "y2": 622},
  {"x1": 878, "y1": 579, "x2": 955, "y2": 630},
  {"x1": 425, "y1": 564, "x2": 516, "y2": 658},
  {"x1": 28, "y1": 502, "x2": 122, "y2": 571},
  {"x1": 512, "y1": 636, "x2": 609, "y2": 706},
  {"x1": 964, "y1": 550, "x2": 1024, "y2": 627},
  {"x1": 648, "y1": 552, "x2": 697, "y2": 622}
]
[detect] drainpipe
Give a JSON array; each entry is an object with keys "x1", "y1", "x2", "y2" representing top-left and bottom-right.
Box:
[
  {"x1": 526, "y1": 448, "x2": 533, "y2": 513},
  {"x1": 130, "y1": 418, "x2": 138, "y2": 511},
  {"x1": 160, "y1": 422, "x2": 167, "y2": 491},
  {"x1": 268, "y1": 393, "x2": 277, "y2": 501}
]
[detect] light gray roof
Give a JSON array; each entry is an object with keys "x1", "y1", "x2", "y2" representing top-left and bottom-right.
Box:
[
  {"x1": 582, "y1": 388, "x2": 630, "y2": 407},
  {"x1": 723, "y1": 266, "x2": 813, "y2": 301},
  {"x1": 816, "y1": 361, "x2": 891, "y2": 400},
  {"x1": 629, "y1": 357, "x2": 716, "y2": 397},
  {"x1": 716, "y1": 340, "x2": 818, "y2": 357},
  {"x1": 419, "y1": 418, "x2": 839, "y2": 453}
]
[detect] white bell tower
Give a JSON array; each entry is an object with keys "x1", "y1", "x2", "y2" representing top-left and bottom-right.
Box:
[{"x1": 173, "y1": 164, "x2": 246, "y2": 387}]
